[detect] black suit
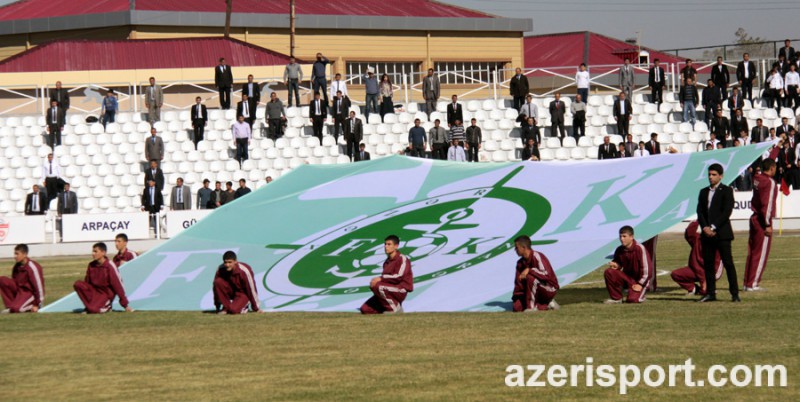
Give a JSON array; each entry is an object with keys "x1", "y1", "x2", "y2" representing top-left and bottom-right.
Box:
[
  {"x1": 710, "y1": 64, "x2": 730, "y2": 100},
  {"x1": 45, "y1": 106, "x2": 66, "y2": 148},
  {"x1": 520, "y1": 124, "x2": 540, "y2": 147},
  {"x1": 24, "y1": 192, "x2": 48, "y2": 215},
  {"x1": 144, "y1": 167, "x2": 165, "y2": 192},
  {"x1": 354, "y1": 150, "x2": 371, "y2": 162},
  {"x1": 779, "y1": 46, "x2": 796, "y2": 62},
  {"x1": 597, "y1": 143, "x2": 618, "y2": 160},
  {"x1": 141, "y1": 186, "x2": 164, "y2": 213},
  {"x1": 309, "y1": 99, "x2": 328, "y2": 142},
  {"x1": 727, "y1": 94, "x2": 744, "y2": 121},
  {"x1": 446, "y1": 102, "x2": 463, "y2": 127},
  {"x1": 710, "y1": 117, "x2": 730, "y2": 141},
  {"x1": 57, "y1": 190, "x2": 78, "y2": 215},
  {"x1": 549, "y1": 100, "x2": 566, "y2": 142},
  {"x1": 751, "y1": 126, "x2": 768, "y2": 143},
  {"x1": 49, "y1": 88, "x2": 70, "y2": 110},
  {"x1": 731, "y1": 116, "x2": 749, "y2": 138},
  {"x1": 236, "y1": 99, "x2": 257, "y2": 128},
  {"x1": 343, "y1": 117, "x2": 363, "y2": 160},
  {"x1": 613, "y1": 99, "x2": 633, "y2": 136},
  {"x1": 521, "y1": 144, "x2": 540, "y2": 161},
  {"x1": 697, "y1": 183, "x2": 738, "y2": 298},
  {"x1": 736, "y1": 61, "x2": 757, "y2": 100},
  {"x1": 214, "y1": 64, "x2": 234, "y2": 109},
  {"x1": 702, "y1": 86, "x2": 722, "y2": 125},
  {"x1": 509, "y1": 74, "x2": 529, "y2": 110},
  {"x1": 776, "y1": 124, "x2": 794, "y2": 138},
  {"x1": 644, "y1": 139, "x2": 660, "y2": 155},
  {"x1": 241, "y1": 82, "x2": 261, "y2": 104},
  {"x1": 191, "y1": 104, "x2": 208, "y2": 148},
  {"x1": 208, "y1": 189, "x2": 223, "y2": 209},
  {"x1": 648, "y1": 66, "x2": 666, "y2": 104},
  {"x1": 331, "y1": 96, "x2": 351, "y2": 141}
]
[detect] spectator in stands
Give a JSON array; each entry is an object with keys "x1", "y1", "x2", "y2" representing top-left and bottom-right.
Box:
[
  {"x1": 737, "y1": 53, "x2": 757, "y2": 101},
  {"x1": 144, "y1": 77, "x2": 163, "y2": 124},
  {"x1": 702, "y1": 80, "x2": 722, "y2": 126},
  {"x1": 779, "y1": 39, "x2": 796, "y2": 62},
  {"x1": 265, "y1": 176, "x2": 273, "y2": 184},
  {"x1": 242, "y1": 74, "x2": 261, "y2": 105},
  {"x1": 236, "y1": 93, "x2": 256, "y2": 129},
  {"x1": 232, "y1": 115, "x2": 252, "y2": 167},
  {"x1": 680, "y1": 59, "x2": 697, "y2": 85},
  {"x1": 465, "y1": 118, "x2": 482, "y2": 163},
  {"x1": 423, "y1": 68, "x2": 441, "y2": 116},
  {"x1": 169, "y1": 178, "x2": 191, "y2": 211},
  {"x1": 776, "y1": 117, "x2": 794, "y2": 138},
  {"x1": 752, "y1": 118, "x2": 768, "y2": 143},
  {"x1": 648, "y1": 59, "x2": 666, "y2": 104},
  {"x1": 633, "y1": 141, "x2": 649, "y2": 157},
  {"x1": 215, "y1": 57, "x2": 233, "y2": 110},
  {"x1": 234, "y1": 179, "x2": 251, "y2": 199},
  {"x1": 144, "y1": 160, "x2": 165, "y2": 192},
  {"x1": 329, "y1": 73, "x2": 348, "y2": 104},
  {"x1": 447, "y1": 139, "x2": 466, "y2": 162},
  {"x1": 711, "y1": 56, "x2": 730, "y2": 101},
  {"x1": 100, "y1": 89, "x2": 118, "y2": 130},
  {"x1": 739, "y1": 130, "x2": 751, "y2": 146},
  {"x1": 785, "y1": 63, "x2": 800, "y2": 112},
  {"x1": 355, "y1": 143, "x2": 371, "y2": 162},
  {"x1": 549, "y1": 93, "x2": 566, "y2": 145},
  {"x1": 141, "y1": 178, "x2": 164, "y2": 229},
  {"x1": 331, "y1": 90, "x2": 350, "y2": 142},
  {"x1": 364, "y1": 69, "x2": 379, "y2": 116},
  {"x1": 311, "y1": 53, "x2": 330, "y2": 104},
  {"x1": 645, "y1": 133, "x2": 661, "y2": 155},
  {"x1": 209, "y1": 181, "x2": 223, "y2": 209},
  {"x1": 222, "y1": 181, "x2": 235, "y2": 205},
  {"x1": 510, "y1": 67, "x2": 529, "y2": 111},
  {"x1": 521, "y1": 117, "x2": 539, "y2": 147},
  {"x1": 343, "y1": 111, "x2": 363, "y2": 161},
  {"x1": 266, "y1": 92, "x2": 287, "y2": 140},
  {"x1": 775, "y1": 55, "x2": 789, "y2": 76},
  {"x1": 197, "y1": 179, "x2": 212, "y2": 210},
  {"x1": 779, "y1": 138, "x2": 798, "y2": 189},
  {"x1": 449, "y1": 119, "x2": 466, "y2": 144},
  {"x1": 50, "y1": 81, "x2": 70, "y2": 116},
  {"x1": 617, "y1": 142, "x2": 628, "y2": 158},
  {"x1": 571, "y1": 94, "x2": 586, "y2": 139},
  {"x1": 731, "y1": 109, "x2": 748, "y2": 139},
  {"x1": 598, "y1": 136, "x2": 617, "y2": 160},
  {"x1": 191, "y1": 97, "x2": 208, "y2": 149},
  {"x1": 727, "y1": 88, "x2": 744, "y2": 122},
  {"x1": 379, "y1": 74, "x2": 394, "y2": 122},
  {"x1": 706, "y1": 133, "x2": 720, "y2": 149},
  {"x1": 618, "y1": 57, "x2": 634, "y2": 100},
  {"x1": 408, "y1": 119, "x2": 427, "y2": 158},
  {"x1": 309, "y1": 91, "x2": 327, "y2": 143},
  {"x1": 40, "y1": 153, "x2": 62, "y2": 203},
  {"x1": 765, "y1": 67, "x2": 784, "y2": 113},
  {"x1": 613, "y1": 91, "x2": 632, "y2": 137},
  {"x1": 145, "y1": 128, "x2": 164, "y2": 165},
  {"x1": 519, "y1": 94, "x2": 538, "y2": 127},
  {"x1": 429, "y1": 119, "x2": 448, "y2": 160},
  {"x1": 284, "y1": 56, "x2": 302, "y2": 107},
  {"x1": 0, "y1": 243, "x2": 45, "y2": 314},
  {"x1": 45, "y1": 100, "x2": 65, "y2": 149},
  {"x1": 521, "y1": 138, "x2": 539, "y2": 161},
  {"x1": 622, "y1": 134, "x2": 636, "y2": 157},
  {"x1": 447, "y1": 95, "x2": 463, "y2": 127},
  {"x1": 57, "y1": 182, "x2": 78, "y2": 216},
  {"x1": 679, "y1": 76, "x2": 698, "y2": 127},
  {"x1": 711, "y1": 109, "x2": 730, "y2": 143},
  {"x1": 24, "y1": 185, "x2": 47, "y2": 216},
  {"x1": 575, "y1": 64, "x2": 590, "y2": 103}
]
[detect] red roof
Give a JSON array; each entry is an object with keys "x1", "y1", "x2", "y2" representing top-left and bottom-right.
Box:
[
  {"x1": 0, "y1": 0, "x2": 490, "y2": 21},
  {"x1": 0, "y1": 37, "x2": 295, "y2": 72},
  {"x1": 524, "y1": 32, "x2": 684, "y2": 69}
]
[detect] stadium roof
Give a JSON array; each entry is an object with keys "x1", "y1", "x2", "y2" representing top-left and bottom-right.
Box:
[
  {"x1": 0, "y1": 0, "x2": 531, "y2": 34},
  {"x1": 0, "y1": 37, "x2": 295, "y2": 72},
  {"x1": 524, "y1": 31, "x2": 684, "y2": 68}
]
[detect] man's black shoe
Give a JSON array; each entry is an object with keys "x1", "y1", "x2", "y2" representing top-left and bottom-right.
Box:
[{"x1": 698, "y1": 295, "x2": 717, "y2": 303}]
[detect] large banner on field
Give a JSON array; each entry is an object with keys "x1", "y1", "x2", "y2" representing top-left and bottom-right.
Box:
[{"x1": 44, "y1": 144, "x2": 772, "y2": 312}]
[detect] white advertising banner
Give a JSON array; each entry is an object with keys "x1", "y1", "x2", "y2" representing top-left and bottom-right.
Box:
[
  {"x1": 0, "y1": 215, "x2": 46, "y2": 245},
  {"x1": 62, "y1": 212, "x2": 150, "y2": 242},
  {"x1": 166, "y1": 209, "x2": 213, "y2": 238},
  {"x1": 731, "y1": 190, "x2": 800, "y2": 220}
]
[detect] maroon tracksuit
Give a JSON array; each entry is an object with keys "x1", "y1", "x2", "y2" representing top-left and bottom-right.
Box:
[
  {"x1": 604, "y1": 240, "x2": 653, "y2": 303},
  {"x1": 73, "y1": 259, "x2": 129, "y2": 314},
  {"x1": 213, "y1": 262, "x2": 260, "y2": 314},
  {"x1": 512, "y1": 249, "x2": 559, "y2": 312},
  {"x1": 360, "y1": 252, "x2": 413, "y2": 314},
  {"x1": 113, "y1": 249, "x2": 137, "y2": 267},
  {"x1": 744, "y1": 172, "x2": 777, "y2": 288},
  {"x1": 643, "y1": 236, "x2": 658, "y2": 291},
  {"x1": 670, "y1": 221, "x2": 724, "y2": 295},
  {"x1": 0, "y1": 259, "x2": 45, "y2": 313}
]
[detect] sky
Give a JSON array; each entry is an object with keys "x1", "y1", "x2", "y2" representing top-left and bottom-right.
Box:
[{"x1": 439, "y1": 0, "x2": 795, "y2": 51}]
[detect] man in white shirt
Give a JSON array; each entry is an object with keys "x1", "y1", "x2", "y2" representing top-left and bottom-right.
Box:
[
  {"x1": 520, "y1": 95, "x2": 538, "y2": 124},
  {"x1": 170, "y1": 178, "x2": 192, "y2": 211},
  {"x1": 232, "y1": 115, "x2": 252, "y2": 167},
  {"x1": 329, "y1": 73, "x2": 348, "y2": 104},
  {"x1": 633, "y1": 141, "x2": 650, "y2": 157},
  {"x1": 766, "y1": 68, "x2": 784, "y2": 113},
  {"x1": 40, "y1": 153, "x2": 62, "y2": 203},
  {"x1": 24, "y1": 185, "x2": 47, "y2": 216},
  {"x1": 447, "y1": 139, "x2": 466, "y2": 162},
  {"x1": 575, "y1": 63, "x2": 590, "y2": 102},
  {"x1": 784, "y1": 63, "x2": 800, "y2": 112}
]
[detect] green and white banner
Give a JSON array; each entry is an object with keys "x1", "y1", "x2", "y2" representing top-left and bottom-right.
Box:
[{"x1": 44, "y1": 144, "x2": 772, "y2": 312}]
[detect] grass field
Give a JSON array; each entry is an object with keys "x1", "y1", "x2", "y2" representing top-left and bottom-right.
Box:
[{"x1": 0, "y1": 233, "x2": 797, "y2": 400}]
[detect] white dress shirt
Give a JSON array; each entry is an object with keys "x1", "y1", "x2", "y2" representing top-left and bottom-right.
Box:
[
  {"x1": 329, "y1": 80, "x2": 349, "y2": 99},
  {"x1": 575, "y1": 71, "x2": 590, "y2": 89},
  {"x1": 447, "y1": 145, "x2": 466, "y2": 161},
  {"x1": 784, "y1": 71, "x2": 800, "y2": 89},
  {"x1": 634, "y1": 149, "x2": 650, "y2": 157},
  {"x1": 232, "y1": 121, "x2": 252, "y2": 139},
  {"x1": 41, "y1": 160, "x2": 61, "y2": 181},
  {"x1": 521, "y1": 102, "x2": 538, "y2": 120},
  {"x1": 767, "y1": 74, "x2": 784, "y2": 90}
]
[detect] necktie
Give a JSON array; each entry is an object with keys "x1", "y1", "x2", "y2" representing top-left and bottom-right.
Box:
[
  {"x1": 152, "y1": 137, "x2": 156, "y2": 144},
  {"x1": 361, "y1": 152, "x2": 364, "y2": 159},
  {"x1": 49, "y1": 162, "x2": 52, "y2": 175},
  {"x1": 244, "y1": 104, "x2": 249, "y2": 118},
  {"x1": 178, "y1": 188, "x2": 182, "y2": 203},
  {"x1": 63, "y1": 193, "x2": 67, "y2": 210},
  {"x1": 150, "y1": 188, "x2": 155, "y2": 205},
  {"x1": 337, "y1": 100, "x2": 341, "y2": 114}
]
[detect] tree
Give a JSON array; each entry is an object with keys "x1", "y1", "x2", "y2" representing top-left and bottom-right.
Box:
[{"x1": 733, "y1": 28, "x2": 771, "y2": 58}]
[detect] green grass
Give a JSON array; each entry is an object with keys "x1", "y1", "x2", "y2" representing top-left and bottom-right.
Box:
[{"x1": 0, "y1": 234, "x2": 798, "y2": 401}]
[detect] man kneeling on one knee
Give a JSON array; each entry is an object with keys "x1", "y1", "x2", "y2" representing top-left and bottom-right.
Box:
[
  {"x1": 604, "y1": 225, "x2": 654, "y2": 304},
  {"x1": 512, "y1": 235, "x2": 560, "y2": 312},
  {"x1": 360, "y1": 235, "x2": 413, "y2": 314}
]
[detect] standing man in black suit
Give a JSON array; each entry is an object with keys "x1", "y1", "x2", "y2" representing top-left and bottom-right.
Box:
[
  {"x1": 710, "y1": 56, "x2": 730, "y2": 100},
  {"x1": 710, "y1": 109, "x2": 730, "y2": 145},
  {"x1": 215, "y1": 57, "x2": 233, "y2": 110},
  {"x1": 331, "y1": 90, "x2": 351, "y2": 143},
  {"x1": 191, "y1": 97, "x2": 208, "y2": 149},
  {"x1": 241, "y1": 74, "x2": 261, "y2": 105},
  {"x1": 778, "y1": 39, "x2": 796, "y2": 63},
  {"x1": 648, "y1": 59, "x2": 666, "y2": 105},
  {"x1": 730, "y1": 109, "x2": 748, "y2": 140},
  {"x1": 144, "y1": 160, "x2": 165, "y2": 193},
  {"x1": 309, "y1": 92, "x2": 327, "y2": 143},
  {"x1": 702, "y1": 80, "x2": 722, "y2": 126},
  {"x1": 727, "y1": 87, "x2": 744, "y2": 122},
  {"x1": 736, "y1": 53, "x2": 757, "y2": 101},
  {"x1": 597, "y1": 136, "x2": 618, "y2": 160},
  {"x1": 446, "y1": 95, "x2": 463, "y2": 127},
  {"x1": 45, "y1": 100, "x2": 65, "y2": 149},
  {"x1": 24, "y1": 185, "x2": 47, "y2": 216},
  {"x1": 644, "y1": 133, "x2": 661, "y2": 155},
  {"x1": 751, "y1": 118, "x2": 768, "y2": 143},
  {"x1": 50, "y1": 81, "x2": 70, "y2": 118},
  {"x1": 56, "y1": 182, "x2": 78, "y2": 239},
  {"x1": 613, "y1": 91, "x2": 633, "y2": 136},
  {"x1": 355, "y1": 143, "x2": 371, "y2": 162},
  {"x1": 141, "y1": 179, "x2": 164, "y2": 230},
  {"x1": 697, "y1": 163, "x2": 740, "y2": 302},
  {"x1": 236, "y1": 94, "x2": 256, "y2": 129},
  {"x1": 343, "y1": 111, "x2": 363, "y2": 161},
  {"x1": 549, "y1": 92, "x2": 566, "y2": 145},
  {"x1": 509, "y1": 67, "x2": 529, "y2": 111}
]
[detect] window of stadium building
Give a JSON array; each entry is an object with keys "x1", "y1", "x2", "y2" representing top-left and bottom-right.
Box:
[
  {"x1": 347, "y1": 62, "x2": 421, "y2": 85},
  {"x1": 434, "y1": 62, "x2": 507, "y2": 85}
]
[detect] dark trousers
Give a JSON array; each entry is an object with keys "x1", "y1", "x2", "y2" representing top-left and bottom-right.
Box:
[
  {"x1": 741, "y1": 79, "x2": 753, "y2": 101},
  {"x1": 411, "y1": 144, "x2": 425, "y2": 158},
  {"x1": 513, "y1": 96, "x2": 525, "y2": 111},
  {"x1": 333, "y1": 115, "x2": 346, "y2": 142},
  {"x1": 219, "y1": 86, "x2": 231, "y2": 109},
  {"x1": 192, "y1": 119, "x2": 205, "y2": 149},
  {"x1": 346, "y1": 140, "x2": 357, "y2": 161},
  {"x1": 365, "y1": 94, "x2": 379, "y2": 116},
  {"x1": 312, "y1": 78, "x2": 328, "y2": 103},
  {"x1": 551, "y1": 119, "x2": 565, "y2": 144},
  {"x1": 651, "y1": 85, "x2": 663, "y2": 104},
  {"x1": 287, "y1": 79, "x2": 300, "y2": 107},
  {"x1": 268, "y1": 118, "x2": 283, "y2": 139},
  {"x1": 573, "y1": 115, "x2": 585, "y2": 138},
  {"x1": 701, "y1": 236, "x2": 738, "y2": 298},
  {"x1": 312, "y1": 117, "x2": 324, "y2": 142},
  {"x1": 766, "y1": 89, "x2": 781, "y2": 112},
  {"x1": 102, "y1": 111, "x2": 115, "y2": 129},
  {"x1": 432, "y1": 143, "x2": 447, "y2": 160},
  {"x1": 616, "y1": 117, "x2": 630, "y2": 136},
  {"x1": 577, "y1": 88, "x2": 589, "y2": 103},
  {"x1": 235, "y1": 138, "x2": 249, "y2": 165},
  {"x1": 44, "y1": 177, "x2": 58, "y2": 203},
  {"x1": 787, "y1": 85, "x2": 799, "y2": 110},
  {"x1": 47, "y1": 125, "x2": 62, "y2": 148},
  {"x1": 467, "y1": 142, "x2": 479, "y2": 162}
]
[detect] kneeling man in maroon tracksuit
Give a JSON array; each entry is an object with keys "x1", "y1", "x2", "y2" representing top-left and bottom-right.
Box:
[
  {"x1": 74, "y1": 242, "x2": 133, "y2": 314},
  {"x1": 512, "y1": 235, "x2": 560, "y2": 312},
  {"x1": 213, "y1": 251, "x2": 261, "y2": 314},
  {"x1": 604, "y1": 226, "x2": 654, "y2": 304},
  {"x1": 361, "y1": 235, "x2": 413, "y2": 314},
  {"x1": 0, "y1": 244, "x2": 45, "y2": 313}
]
